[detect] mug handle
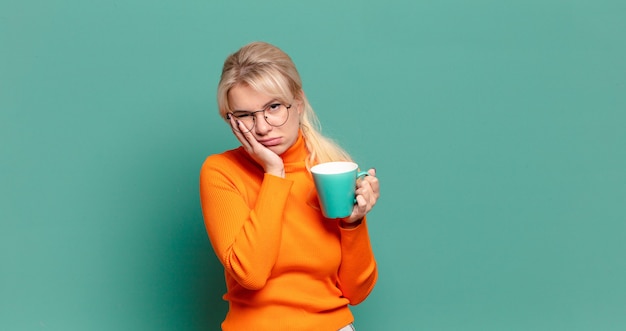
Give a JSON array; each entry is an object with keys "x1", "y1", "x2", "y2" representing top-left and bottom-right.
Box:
[{"x1": 353, "y1": 171, "x2": 370, "y2": 203}]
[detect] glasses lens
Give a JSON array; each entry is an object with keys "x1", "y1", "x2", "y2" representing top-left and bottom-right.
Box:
[
  {"x1": 229, "y1": 103, "x2": 291, "y2": 132},
  {"x1": 264, "y1": 103, "x2": 290, "y2": 127},
  {"x1": 231, "y1": 111, "x2": 255, "y2": 132}
]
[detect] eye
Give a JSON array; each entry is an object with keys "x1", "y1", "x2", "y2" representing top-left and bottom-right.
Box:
[
  {"x1": 232, "y1": 111, "x2": 252, "y2": 118},
  {"x1": 266, "y1": 103, "x2": 282, "y2": 113}
]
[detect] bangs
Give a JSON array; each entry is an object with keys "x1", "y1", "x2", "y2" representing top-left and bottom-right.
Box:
[{"x1": 242, "y1": 66, "x2": 295, "y2": 104}]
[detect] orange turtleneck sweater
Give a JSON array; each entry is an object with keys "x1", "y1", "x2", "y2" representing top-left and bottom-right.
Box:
[{"x1": 199, "y1": 133, "x2": 378, "y2": 331}]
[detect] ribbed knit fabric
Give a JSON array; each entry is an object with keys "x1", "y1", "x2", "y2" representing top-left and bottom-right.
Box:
[{"x1": 199, "y1": 132, "x2": 378, "y2": 331}]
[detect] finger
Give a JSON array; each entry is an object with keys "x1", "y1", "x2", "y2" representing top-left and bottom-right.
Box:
[
  {"x1": 356, "y1": 177, "x2": 373, "y2": 194},
  {"x1": 355, "y1": 193, "x2": 367, "y2": 207},
  {"x1": 356, "y1": 182, "x2": 377, "y2": 207},
  {"x1": 355, "y1": 184, "x2": 370, "y2": 198},
  {"x1": 229, "y1": 117, "x2": 253, "y2": 148},
  {"x1": 227, "y1": 114, "x2": 252, "y2": 134},
  {"x1": 360, "y1": 189, "x2": 376, "y2": 209},
  {"x1": 363, "y1": 175, "x2": 380, "y2": 198},
  {"x1": 236, "y1": 120, "x2": 254, "y2": 136},
  {"x1": 358, "y1": 171, "x2": 378, "y2": 186},
  {"x1": 353, "y1": 194, "x2": 368, "y2": 216},
  {"x1": 238, "y1": 122, "x2": 253, "y2": 141},
  {"x1": 228, "y1": 115, "x2": 244, "y2": 136},
  {"x1": 347, "y1": 192, "x2": 375, "y2": 223},
  {"x1": 240, "y1": 126, "x2": 266, "y2": 153}
]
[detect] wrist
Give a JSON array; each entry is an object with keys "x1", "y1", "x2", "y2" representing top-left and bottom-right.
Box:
[
  {"x1": 266, "y1": 167, "x2": 285, "y2": 178},
  {"x1": 339, "y1": 218, "x2": 362, "y2": 229}
]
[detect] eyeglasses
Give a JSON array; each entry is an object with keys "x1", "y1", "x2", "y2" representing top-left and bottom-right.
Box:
[{"x1": 228, "y1": 102, "x2": 292, "y2": 133}]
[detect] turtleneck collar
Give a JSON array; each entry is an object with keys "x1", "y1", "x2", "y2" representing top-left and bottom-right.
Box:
[{"x1": 281, "y1": 131, "x2": 308, "y2": 172}]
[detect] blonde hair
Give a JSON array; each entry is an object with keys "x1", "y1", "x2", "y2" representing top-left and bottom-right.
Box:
[{"x1": 217, "y1": 41, "x2": 352, "y2": 167}]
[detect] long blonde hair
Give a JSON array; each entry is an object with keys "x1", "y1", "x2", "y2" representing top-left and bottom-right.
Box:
[{"x1": 217, "y1": 41, "x2": 351, "y2": 167}]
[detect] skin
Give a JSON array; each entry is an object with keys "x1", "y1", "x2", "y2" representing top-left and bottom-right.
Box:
[{"x1": 227, "y1": 83, "x2": 380, "y2": 227}]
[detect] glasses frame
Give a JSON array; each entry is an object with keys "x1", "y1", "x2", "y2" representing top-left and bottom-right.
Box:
[{"x1": 228, "y1": 102, "x2": 293, "y2": 133}]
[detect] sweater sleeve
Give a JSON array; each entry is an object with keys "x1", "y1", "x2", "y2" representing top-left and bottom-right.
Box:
[
  {"x1": 337, "y1": 218, "x2": 378, "y2": 305},
  {"x1": 200, "y1": 157, "x2": 293, "y2": 290}
]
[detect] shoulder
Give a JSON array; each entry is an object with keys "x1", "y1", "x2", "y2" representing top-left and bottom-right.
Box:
[
  {"x1": 202, "y1": 147, "x2": 243, "y2": 172},
  {"x1": 200, "y1": 147, "x2": 261, "y2": 179},
  {"x1": 199, "y1": 147, "x2": 264, "y2": 193},
  {"x1": 199, "y1": 148, "x2": 243, "y2": 190}
]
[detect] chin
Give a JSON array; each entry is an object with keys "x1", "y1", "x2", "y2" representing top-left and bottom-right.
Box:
[
  {"x1": 266, "y1": 143, "x2": 288, "y2": 155},
  {"x1": 272, "y1": 146, "x2": 288, "y2": 155}
]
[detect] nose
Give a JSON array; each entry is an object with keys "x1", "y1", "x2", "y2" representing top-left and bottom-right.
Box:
[{"x1": 254, "y1": 112, "x2": 272, "y2": 135}]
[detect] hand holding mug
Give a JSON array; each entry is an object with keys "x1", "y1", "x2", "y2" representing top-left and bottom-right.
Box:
[
  {"x1": 311, "y1": 162, "x2": 380, "y2": 226},
  {"x1": 344, "y1": 168, "x2": 379, "y2": 226}
]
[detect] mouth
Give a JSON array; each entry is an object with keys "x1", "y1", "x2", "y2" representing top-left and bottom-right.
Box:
[{"x1": 258, "y1": 137, "x2": 282, "y2": 147}]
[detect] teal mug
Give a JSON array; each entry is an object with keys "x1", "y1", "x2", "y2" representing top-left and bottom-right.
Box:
[{"x1": 310, "y1": 161, "x2": 369, "y2": 219}]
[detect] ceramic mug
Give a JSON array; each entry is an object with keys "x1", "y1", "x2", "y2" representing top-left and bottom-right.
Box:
[{"x1": 310, "y1": 161, "x2": 369, "y2": 219}]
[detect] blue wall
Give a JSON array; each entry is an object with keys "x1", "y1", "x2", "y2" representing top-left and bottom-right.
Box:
[{"x1": 2, "y1": 1, "x2": 625, "y2": 330}]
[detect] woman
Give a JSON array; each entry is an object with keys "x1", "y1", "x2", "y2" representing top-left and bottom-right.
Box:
[{"x1": 199, "y1": 41, "x2": 380, "y2": 331}]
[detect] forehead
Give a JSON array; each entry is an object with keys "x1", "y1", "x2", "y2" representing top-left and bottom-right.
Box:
[{"x1": 228, "y1": 84, "x2": 276, "y2": 111}]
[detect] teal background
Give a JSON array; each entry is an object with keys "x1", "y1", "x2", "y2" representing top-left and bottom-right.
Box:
[{"x1": 1, "y1": 0, "x2": 625, "y2": 330}]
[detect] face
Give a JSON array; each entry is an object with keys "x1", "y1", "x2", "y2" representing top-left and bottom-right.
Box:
[{"x1": 227, "y1": 84, "x2": 302, "y2": 155}]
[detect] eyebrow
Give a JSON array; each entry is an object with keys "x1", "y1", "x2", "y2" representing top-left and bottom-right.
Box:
[{"x1": 232, "y1": 99, "x2": 279, "y2": 113}]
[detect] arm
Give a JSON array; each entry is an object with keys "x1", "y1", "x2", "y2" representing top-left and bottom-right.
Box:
[
  {"x1": 337, "y1": 219, "x2": 378, "y2": 305},
  {"x1": 200, "y1": 158, "x2": 293, "y2": 290},
  {"x1": 337, "y1": 168, "x2": 380, "y2": 303}
]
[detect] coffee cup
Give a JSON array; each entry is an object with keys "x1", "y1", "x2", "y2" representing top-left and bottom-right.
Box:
[{"x1": 310, "y1": 161, "x2": 369, "y2": 219}]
